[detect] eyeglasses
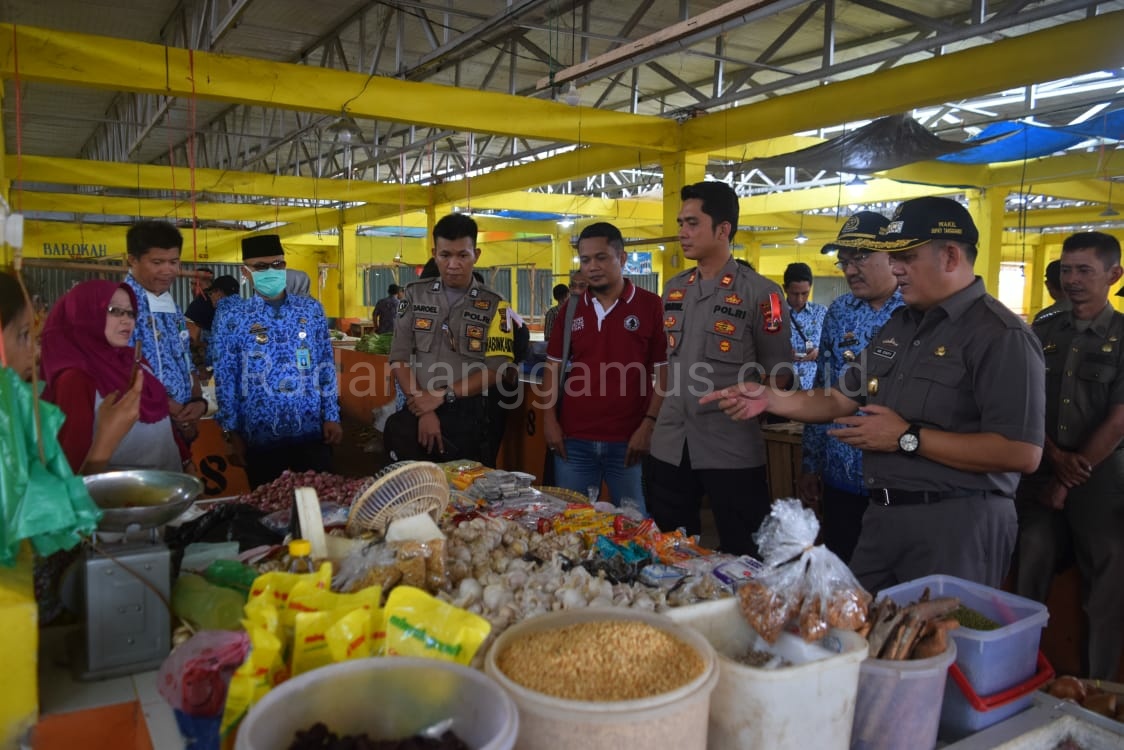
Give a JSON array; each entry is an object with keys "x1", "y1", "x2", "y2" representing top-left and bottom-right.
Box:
[
  {"x1": 834, "y1": 252, "x2": 874, "y2": 271},
  {"x1": 107, "y1": 305, "x2": 137, "y2": 319},
  {"x1": 245, "y1": 260, "x2": 287, "y2": 272}
]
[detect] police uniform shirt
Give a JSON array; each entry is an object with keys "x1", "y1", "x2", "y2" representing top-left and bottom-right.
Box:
[
  {"x1": 802, "y1": 289, "x2": 905, "y2": 495},
  {"x1": 388, "y1": 277, "x2": 513, "y2": 392},
  {"x1": 1032, "y1": 302, "x2": 1124, "y2": 452},
  {"x1": 842, "y1": 277, "x2": 1045, "y2": 496},
  {"x1": 125, "y1": 273, "x2": 193, "y2": 404},
  {"x1": 211, "y1": 294, "x2": 341, "y2": 448},
  {"x1": 651, "y1": 256, "x2": 792, "y2": 469}
]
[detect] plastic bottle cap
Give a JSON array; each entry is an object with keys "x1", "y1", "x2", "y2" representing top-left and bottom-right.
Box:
[{"x1": 289, "y1": 539, "x2": 312, "y2": 557}]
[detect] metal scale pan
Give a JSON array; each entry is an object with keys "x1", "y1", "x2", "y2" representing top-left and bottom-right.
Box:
[{"x1": 73, "y1": 470, "x2": 203, "y2": 680}]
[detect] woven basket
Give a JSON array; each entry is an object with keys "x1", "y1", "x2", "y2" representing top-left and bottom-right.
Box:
[{"x1": 346, "y1": 461, "x2": 449, "y2": 536}]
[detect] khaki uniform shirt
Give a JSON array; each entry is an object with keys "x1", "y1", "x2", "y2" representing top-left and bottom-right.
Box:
[
  {"x1": 651, "y1": 257, "x2": 792, "y2": 469},
  {"x1": 388, "y1": 277, "x2": 513, "y2": 391},
  {"x1": 1032, "y1": 302, "x2": 1124, "y2": 452},
  {"x1": 842, "y1": 278, "x2": 1045, "y2": 497}
]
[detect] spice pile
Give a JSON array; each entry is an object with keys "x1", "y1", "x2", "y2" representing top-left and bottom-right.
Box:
[
  {"x1": 495, "y1": 619, "x2": 705, "y2": 701},
  {"x1": 238, "y1": 470, "x2": 370, "y2": 513}
]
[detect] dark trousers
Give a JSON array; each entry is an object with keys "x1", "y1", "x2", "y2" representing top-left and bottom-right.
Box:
[
  {"x1": 821, "y1": 484, "x2": 870, "y2": 564},
  {"x1": 384, "y1": 396, "x2": 490, "y2": 465},
  {"x1": 644, "y1": 443, "x2": 769, "y2": 557},
  {"x1": 245, "y1": 440, "x2": 331, "y2": 489}
]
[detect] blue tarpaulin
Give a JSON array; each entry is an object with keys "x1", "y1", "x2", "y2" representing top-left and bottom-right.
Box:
[{"x1": 939, "y1": 109, "x2": 1124, "y2": 164}]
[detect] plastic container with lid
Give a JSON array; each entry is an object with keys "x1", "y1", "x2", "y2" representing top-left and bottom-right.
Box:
[
  {"x1": 287, "y1": 539, "x2": 315, "y2": 574},
  {"x1": 235, "y1": 656, "x2": 518, "y2": 750},
  {"x1": 879, "y1": 574, "x2": 1052, "y2": 741},
  {"x1": 851, "y1": 638, "x2": 958, "y2": 750},
  {"x1": 484, "y1": 608, "x2": 718, "y2": 750},
  {"x1": 667, "y1": 597, "x2": 868, "y2": 750}
]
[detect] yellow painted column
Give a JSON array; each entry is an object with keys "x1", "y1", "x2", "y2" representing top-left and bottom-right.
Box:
[
  {"x1": 1026, "y1": 240, "x2": 1049, "y2": 318},
  {"x1": 744, "y1": 236, "x2": 763, "y2": 271},
  {"x1": 339, "y1": 222, "x2": 359, "y2": 319},
  {"x1": 0, "y1": 88, "x2": 10, "y2": 269},
  {"x1": 659, "y1": 152, "x2": 708, "y2": 285},
  {"x1": 966, "y1": 188, "x2": 1007, "y2": 295}
]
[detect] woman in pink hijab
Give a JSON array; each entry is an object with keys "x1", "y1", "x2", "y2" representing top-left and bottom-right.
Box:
[{"x1": 40, "y1": 280, "x2": 187, "y2": 474}]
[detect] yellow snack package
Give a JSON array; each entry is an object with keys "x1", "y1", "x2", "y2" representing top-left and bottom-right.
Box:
[
  {"x1": 286, "y1": 583, "x2": 386, "y2": 655},
  {"x1": 383, "y1": 586, "x2": 491, "y2": 666},
  {"x1": 248, "y1": 563, "x2": 333, "y2": 612},
  {"x1": 291, "y1": 607, "x2": 372, "y2": 676},
  {"x1": 220, "y1": 600, "x2": 284, "y2": 740}
]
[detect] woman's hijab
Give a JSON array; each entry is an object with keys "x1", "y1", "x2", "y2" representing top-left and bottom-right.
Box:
[{"x1": 40, "y1": 280, "x2": 169, "y2": 423}]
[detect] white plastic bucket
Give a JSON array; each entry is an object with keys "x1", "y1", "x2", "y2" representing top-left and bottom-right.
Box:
[
  {"x1": 235, "y1": 656, "x2": 518, "y2": 750},
  {"x1": 484, "y1": 608, "x2": 718, "y2": 750},
  {"x1": 668, "y1": 597, "x2": 868, "y2": 750}
]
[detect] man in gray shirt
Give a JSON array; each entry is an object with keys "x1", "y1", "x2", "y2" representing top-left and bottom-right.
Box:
[{"x1": 703, "y1": 197, "x2": 1045, "y2": 591}]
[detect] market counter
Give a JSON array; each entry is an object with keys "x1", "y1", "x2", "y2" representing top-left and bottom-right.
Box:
[{"x1": 334, "y1": 348, "x2": 394, "y2": 424}]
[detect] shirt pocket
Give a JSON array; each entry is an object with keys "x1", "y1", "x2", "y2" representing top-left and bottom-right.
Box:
[
  {"x1": 900, "y1": 358, "x2": 966, "y2": 423},
  {"x1": 461, "y1": 322, "x2": 487, "y2": 361},
  {"x1": 1076, "y1": 358, "x2": 1116, "y2": 384},
  {"x1": 663, "y1": 311, "x2": 685, "y2": 357},
  {"x1": 705, "y1": 328, "x2": 744, "y2": 364},
  {"x1": 413, "y1": 329, "x2": 436, "y2": 354}
]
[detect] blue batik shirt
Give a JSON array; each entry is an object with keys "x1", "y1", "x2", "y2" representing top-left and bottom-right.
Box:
[
  {"x1": 125, "y1": 273, "x2": 194, "y2": 404},
  {"x1": 789, "y1": 300, "x2": 828, "y2": 390},
  {"x1": 801, "y1": 290, "x2": 905, "y2": 495},
  {"x1": 211, "y1": 293, "x2": 341, "y2": 449}
]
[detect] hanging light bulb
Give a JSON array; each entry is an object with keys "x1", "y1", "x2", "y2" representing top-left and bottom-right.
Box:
[
  {"x1": 561, "y1": 82, "x2": 581, "y2": 107},
  {"x1": 794, "y1": 213, "x2": 808, "y2": 244}
]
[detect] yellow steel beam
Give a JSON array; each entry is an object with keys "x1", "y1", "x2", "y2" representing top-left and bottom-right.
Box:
[
  {"x1": 682, "y1": 11, "x2": 1124, "y2": 151},
  {"x1": 0, "y1": 24, "x2": 678, "y2": 152},
  {"x1": 9, "y1": 155, "x2": 430, "y2": 206},
  {"x1": 1006, "y1": 206, "x2": 1116, "y2": 228},
  {"x1": 739, "y1": 179, "x2": 953, "y2": 214},
  {"x1": 1022, "y1": 181, "x2": 1111, "y2": 204},
  {"x1": 987, "y1": 152, "x2": 1119, "y2": 189},
  {"x1": 458, "y1": 191, "x2": 664, "y2": 223},
  {"x1": 17, "y1": 190, "x2": 318, "y2": 224}
]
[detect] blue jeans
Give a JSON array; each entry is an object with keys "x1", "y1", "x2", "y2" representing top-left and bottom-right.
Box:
[{"x1": 553, "y1": 438, "x2": 647, "y2": 516}]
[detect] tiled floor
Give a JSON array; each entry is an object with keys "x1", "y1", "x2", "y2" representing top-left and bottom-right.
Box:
[{"x1": 37, "y1": 626, "x2": 183, "y2": 749}]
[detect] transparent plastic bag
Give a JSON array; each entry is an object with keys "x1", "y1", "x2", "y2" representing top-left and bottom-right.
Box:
[{"x1": 738, "y1": 498, "x2": 871, "y2": 643}]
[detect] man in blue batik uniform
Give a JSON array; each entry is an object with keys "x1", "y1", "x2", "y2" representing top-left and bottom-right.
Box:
[
  {"x1": 784, "y1": 262, "x2": 829, "y2": 391},
  {"x1": 212, "y1": 235, "x2": 342, "y2": 487},
  {"x1": 124, "y1": 220, "x2": 206, "y2": 440},
  {"x1": 797, "y1": 212, "x2": 905, "y2": 562}
]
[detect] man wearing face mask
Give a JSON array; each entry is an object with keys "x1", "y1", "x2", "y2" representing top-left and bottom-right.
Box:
[
  {"x1": 124, "y1": 220, "x2": 206, "y2": 441},
  {"x1": 211, "y1": 235, "x2": 342, "y2": 487},
  {"x1": 796, "y1": 212, "x2": 905, "y2": 562}
]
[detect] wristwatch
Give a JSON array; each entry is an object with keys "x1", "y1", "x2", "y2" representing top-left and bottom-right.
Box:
[
  {"x1": 443, "y1": 387, "x2": 457, "y2": 405},
  {"x1": 898, "y1": 424, "x2": 922, "y2": 455}
]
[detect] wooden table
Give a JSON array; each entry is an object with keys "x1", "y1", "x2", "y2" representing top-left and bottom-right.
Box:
[{"x1": 762, "y1": 422, "x2": 804, "y2": 500}]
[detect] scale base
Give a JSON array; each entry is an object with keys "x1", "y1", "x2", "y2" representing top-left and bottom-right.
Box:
[{"x1": 75, "y1": 541, "x2": 172, "y2": 680}]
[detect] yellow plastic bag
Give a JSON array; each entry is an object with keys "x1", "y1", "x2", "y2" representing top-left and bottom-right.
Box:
[
  {"x1": 383, "y1": 586, "x2": 491, "y2": 666},
  {"x1": 291, "y1": 607, "x2": 372, "y2": 676},
  {"x1": 220, "y1": 598, "x2": 285, "y2": 740},
  {"x1": 287, "y1": 583, "x2": 385, "y2": 658}
]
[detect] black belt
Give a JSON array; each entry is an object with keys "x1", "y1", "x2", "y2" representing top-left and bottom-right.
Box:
[{"x1": 869, "y1": 488, "x2": 991, "y2": 507}]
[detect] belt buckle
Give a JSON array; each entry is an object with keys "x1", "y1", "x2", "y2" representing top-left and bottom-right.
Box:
[{"x1": 874, "y1": 488, "x2": 891, "y2": 506}]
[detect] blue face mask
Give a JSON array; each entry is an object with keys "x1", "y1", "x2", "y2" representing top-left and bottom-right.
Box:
[{"x1": 251, "y1": 269, "x2": 287, "y2": 298}]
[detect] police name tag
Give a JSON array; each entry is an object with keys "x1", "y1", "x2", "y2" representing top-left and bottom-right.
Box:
[{"x1": 296, "y1": 347, "x2": 312, "y2": 370}]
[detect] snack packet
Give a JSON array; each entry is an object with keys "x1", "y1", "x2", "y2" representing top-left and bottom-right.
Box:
[{"x1": 383, "y1": 585, "x2": 491, "y2": 666}]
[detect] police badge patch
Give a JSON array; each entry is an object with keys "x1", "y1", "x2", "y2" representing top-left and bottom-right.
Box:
[
  {"x1": 473, "y1": 300, "x2": 491, "y2": 310},
  {"x1": 467, "y1": 339, "x2": 483, "y2": 352},
  {"x1": 415, "y1": 318, "x2": 434, "y2": 331}
]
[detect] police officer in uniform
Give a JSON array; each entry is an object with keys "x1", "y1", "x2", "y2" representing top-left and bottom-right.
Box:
[
  {"x1": 211, "y1": 235, "x2": 342, "y2": 488},
  {"x1": 704, "y1": 197, "x2": 1045, "y2": 591},
  {"x1": 646, "y1": 181, "x2": 792, "y2": 556},
  {"x1": 1016, "y1": 231, "x2": 1124, "y2": 680},
  {"x1": 387, "y1": 213, "x2": 513, "y2": 463}
]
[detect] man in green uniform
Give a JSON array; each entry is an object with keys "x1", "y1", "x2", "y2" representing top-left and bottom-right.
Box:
[
  {"x1": 1016, "y1": 231, "x2": 1124, "y2": 679},
  {"x1": 386, "y1": 213, "x2": 513, "y2": 462},
  {"x1": 702, "y1": 197, "x2": 1045, "y2": 590}
]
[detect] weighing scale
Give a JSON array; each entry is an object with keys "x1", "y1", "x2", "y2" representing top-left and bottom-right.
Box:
[{"x1": 70, "y1": 470, "x2": 203, "y2": 680}]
